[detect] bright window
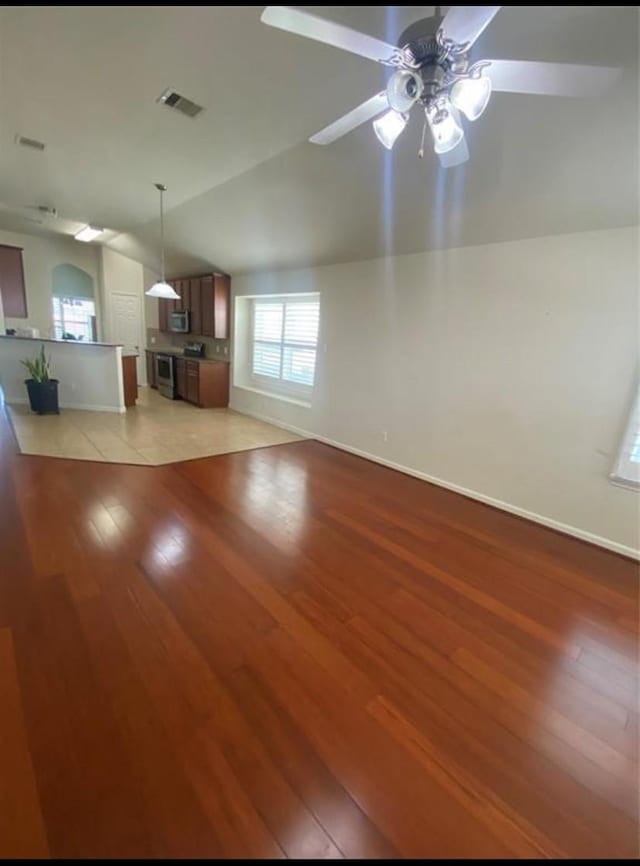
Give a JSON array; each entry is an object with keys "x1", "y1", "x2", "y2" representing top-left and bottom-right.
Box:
[
  {"x1": 252, "y1": 296, "x2": 320, "y2": 394},
  {"x1": 611, "y1": 388, "x2": 640, "y2": 489},
  {"x1": 52, "y1": 297, "x2": 96, "y2": 341}
]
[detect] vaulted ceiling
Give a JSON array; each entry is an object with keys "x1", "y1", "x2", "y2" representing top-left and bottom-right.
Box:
[{"x1": 0, "y1": 6, "x2": 637, "y2": 276}]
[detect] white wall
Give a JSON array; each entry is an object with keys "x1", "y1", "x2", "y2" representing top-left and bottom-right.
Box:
[
  {"x1": 0, "y1": 336, "x2": 124, "y2": 412},
  {"x1": 99, "y1": 247, "x2": 147, "y2": 383},
  {"x1": 143, "y1": 266, "x2": 160, "y2": 330},
  {"x1": 231, "y1": 226, "x2": 640, "y2": 557},
  {"x1": 0, "y1": 228, "x2": 100, "y2": 336}
]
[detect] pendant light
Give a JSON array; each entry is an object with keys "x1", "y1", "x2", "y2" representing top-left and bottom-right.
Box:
[{"x1": 145, "y1": 183, "x2": 180, "y2": 299}]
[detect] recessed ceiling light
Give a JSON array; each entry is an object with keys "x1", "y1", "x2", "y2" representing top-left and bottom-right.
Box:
[{"x1": 74, "y1": 225, "x2": 103, "y2": 242}]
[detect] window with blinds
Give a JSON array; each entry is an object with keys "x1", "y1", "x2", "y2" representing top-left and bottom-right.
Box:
[
  {"x1": 52, "y1": 297, "x2": 97, "y2": 341},
  {"x1": 611, "y1": 389, "x2": 640, "y2": 489},
  {"x1": 252, "y1": 296, "x2": 320, "y2": 394}
]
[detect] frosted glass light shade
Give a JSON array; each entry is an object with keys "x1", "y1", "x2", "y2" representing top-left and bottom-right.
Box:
[
  {"x1": 145, "y1": 281, "x2": 180, "y2": 299},
  {"x1": 373, "y1": 110, "x2": 408, "y2": 150},
  {"x1": 450, "y1": 74, "x2": 492, "y2": 121},
  {"x1": 427, "y1": 101, "x2": 464, "y2": 154},
  {"x1": 386, "y1": 69, "x2": 424, "y2": 113}
]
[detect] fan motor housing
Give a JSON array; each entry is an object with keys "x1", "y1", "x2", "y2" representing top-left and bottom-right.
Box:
[{"x1": 397, "y1": 15, "x2": 443, "y2": 66}]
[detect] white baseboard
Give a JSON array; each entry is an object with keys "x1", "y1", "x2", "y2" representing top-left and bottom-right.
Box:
[
  {"x1": 231, "y1": 403, "x2": 640, "y2": 561},
  {"x1": 9, "y1": 397, "x2": 126, "y2": 414}
]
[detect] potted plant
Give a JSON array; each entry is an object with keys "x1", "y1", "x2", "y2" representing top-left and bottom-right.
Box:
[{"x1": 22, "y1": 344, "x2": 59, "y2": 415}]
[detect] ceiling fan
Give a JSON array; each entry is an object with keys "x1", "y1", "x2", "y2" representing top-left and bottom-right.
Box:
[{"x1": 261, "y1": 6, "x2": 620, "y2": 167}]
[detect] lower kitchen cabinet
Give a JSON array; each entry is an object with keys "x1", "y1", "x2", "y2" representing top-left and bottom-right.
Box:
[
  {"x1": 186, "y1": 361, "x2": 200, "y2": 404},
  {"x1": 176, "y1": 358, "x2": 187, "y2": 399},
  {"x1": 146, "y1": 351, "x2": 229, "y2": 408},
  {"x1": 122, "y1": 355, "x2": 138, "y2": 408},
  {"x1": 146, "y1": 350, "x2": 157, "y2": 389},
  {"x1": 184, "y1": 359, "x2": 229, "y2": 408},
  {"x1": 197, "y1": 361, "x2": 230, "y2": 408}
]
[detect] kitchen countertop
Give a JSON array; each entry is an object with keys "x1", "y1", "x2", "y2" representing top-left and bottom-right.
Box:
[
  {"x1": 1, "y1": 334, "x2": 123, "y2": 349},
  {"x1": 146, "y1": 346, "x2": 230, "y2": 364}
]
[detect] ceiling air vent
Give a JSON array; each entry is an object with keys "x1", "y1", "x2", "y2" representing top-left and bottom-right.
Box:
[
  {"x1": 156, "y1": 88, "x2": 204, "y2": 118},
  {"x1": 15, "y1": 134, "x2": 46, "y2": 151}
]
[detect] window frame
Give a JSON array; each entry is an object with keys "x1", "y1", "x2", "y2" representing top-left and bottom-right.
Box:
[
  {"x1": 250, "y1": 294, "x2": 320, "y2": 400},
  {"x1": 610, "y1": 388, "x2": 640, "y2": 490}
]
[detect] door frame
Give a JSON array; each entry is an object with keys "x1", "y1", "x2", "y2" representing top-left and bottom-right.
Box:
[{"x1": 110, "y1": 290, "x2": 146, "y2": 386}]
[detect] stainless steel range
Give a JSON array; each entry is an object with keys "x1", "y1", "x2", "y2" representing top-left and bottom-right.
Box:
[{"x1": 155, "y1": 353, "x2": 176, "y2": 399}]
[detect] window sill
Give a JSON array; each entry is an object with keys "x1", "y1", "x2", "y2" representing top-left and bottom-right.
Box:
[
  {"x1": 234, "y1": 384, "x2": 312, "y2": 409},
  {"x1": 609, "y1": 473, "x2": 640, "y2": 492}
]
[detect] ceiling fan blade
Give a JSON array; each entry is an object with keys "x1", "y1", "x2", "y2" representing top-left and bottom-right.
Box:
[
  {"x1": 261, "y1": 7, "x2": 397, "y2": 64},
  {"x1": 440, "y1": 6, "x2": 501, "y2": 49},
  {"x1": 310, "y1": 92, "x2": 389, "y2": 145},
  {"x1": 487, "y1": 59, "x2": 620, "y2": 97}
]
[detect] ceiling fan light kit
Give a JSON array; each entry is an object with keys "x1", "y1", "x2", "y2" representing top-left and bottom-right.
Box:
[
  {"x1": 426, "y1": 98, "x2": 464, "y2": 155},
  {"x1": 373, "y1": 110, "x2": 409, "y2": 150},
  {"x1": 261, "y1": 5, "x2": 620, "y2": 168},
  {"x1": 450, "y1": 73, "x2": 492, "y2": 121}
]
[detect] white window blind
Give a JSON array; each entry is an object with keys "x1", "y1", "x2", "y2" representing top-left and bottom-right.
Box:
[
  {"x1": 252, "y1": 296, "x2": 320, "y2": 392},
  {"x1": 611, "y1": 389, "x2": 640, "y2": 489},
  {"x1": 52, "y1": 297, "x2": 96, "y2": 341}
]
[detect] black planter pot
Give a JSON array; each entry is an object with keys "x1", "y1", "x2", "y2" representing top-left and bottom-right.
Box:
[{"x1": 25, "y1": 379, "x2": 60, "y2": 415}]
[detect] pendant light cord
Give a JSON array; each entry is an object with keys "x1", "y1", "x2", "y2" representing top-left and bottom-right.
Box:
[{"x1": 159, "y1": 186, "x2": 165, "y2": 282}]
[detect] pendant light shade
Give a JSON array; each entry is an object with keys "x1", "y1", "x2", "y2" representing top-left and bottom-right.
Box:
[
  {"x1": 146, "y1": 281, "x2": 180, "y2": 299},
  {"x1": 145, "y1": 183, "x2": 179, "y2": 299}
]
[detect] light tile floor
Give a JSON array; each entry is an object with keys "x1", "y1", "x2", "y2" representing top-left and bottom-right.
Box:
[{"x1": 8, "y1": 387, "x2": 304, "y2": 465}]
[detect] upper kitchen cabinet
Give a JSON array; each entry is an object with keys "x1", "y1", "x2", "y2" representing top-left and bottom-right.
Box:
[
  {"x1": 200, "y1": 276, "x2": 214, "y2": 337},
  {"x1": 176, "y1": 279, "x2": 190, "y2": 312},
  {"x1": 200, "y1": 273, "x2": 230, "y2": 339},
  {"x1": 157, "y1": 272, "x2": 230, "y2": 337},
  {"x1": 213, "y1": 273, "x2": 230, "y2": 339},
  {"x1": 0, "y1": 244, "x2": 27, "y2": 318},
  {"x1": 189, "y1": 277, "x2": 202, "y2": 335},
  {"x1": 158, "y1": 296, "x2": 168, "y2": 331}
]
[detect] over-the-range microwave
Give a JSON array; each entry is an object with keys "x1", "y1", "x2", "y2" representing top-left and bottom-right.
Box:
[{"x1": 169, "y1": 310, "x2": 190, "y2": 333}]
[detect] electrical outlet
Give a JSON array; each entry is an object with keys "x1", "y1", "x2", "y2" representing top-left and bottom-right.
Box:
[
  {"x1": 151, "y1": 335, "x2": 156, "y2": 344},
  {"x1": 382, "y1": 430, "x2": 388, "y2": 443},
  {"x1": 223, "y1": 346, "x2": 228, "y2": 356}
]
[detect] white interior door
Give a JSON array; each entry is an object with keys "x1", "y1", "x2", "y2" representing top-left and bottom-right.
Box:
[{"x1": 111, "y1": 291, "x2": 145, "y2": 384}]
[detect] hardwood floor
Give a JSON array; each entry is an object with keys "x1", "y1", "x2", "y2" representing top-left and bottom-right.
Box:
[{"x1": 0, "y1": 400, "x2": 637, "y2": 859}]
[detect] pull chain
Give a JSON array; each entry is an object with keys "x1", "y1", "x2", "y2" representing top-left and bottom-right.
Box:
[{"x1": 418, "y1": 114, "x2": 428, "y2": 159}]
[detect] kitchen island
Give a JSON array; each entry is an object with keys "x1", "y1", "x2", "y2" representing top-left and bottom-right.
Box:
[{"x1": 0, "y1": 335, "x2": 129, "y2": 413}]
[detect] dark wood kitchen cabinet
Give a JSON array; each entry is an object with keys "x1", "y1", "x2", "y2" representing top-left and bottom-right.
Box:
[
  {"x1": 0, "y1": 244, "x2": 27, "y2": 318},
  {"x1": 146, "y1": 350, "x2": 229, "y2": 407},
  {"x1": 122, "y1": 355, "x2": 138, "y2": 407},
  {"x1": 189, "y1": 277, "x2": 202, "y2": 335},
  {"x1": 176, "y1": 279, "x2": 190, "y2": 311},
  {"x1": 157, "y1": 272, "x2": 230, "y2": 337},
  {"x1": 146, "y1": 350, "x2": 157, "y2": 389},
  {"x1": 158, "y1": 298, "x2": 168, "y2": 332},
  {"x1": 213, "y1": 273, "x2": 230, "y2": 339},
  {"x1": 186, "y1": 360, "x2": 200, "y2": 404},
  {"x1": 175, "y1": 357, "x2": 187, "y2": 399},
  {"x1": 198, "y1": 361, "x2": 230, "y2": 407},
  {"x1": 200, "y1": 276, "x2": 214, "y2": 338}
]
